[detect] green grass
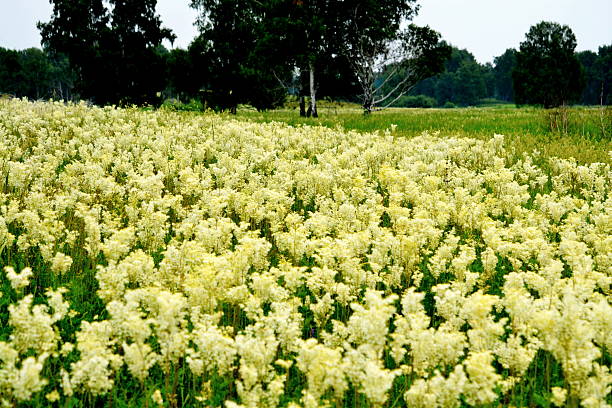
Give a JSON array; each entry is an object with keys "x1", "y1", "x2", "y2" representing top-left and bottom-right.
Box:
[{"x1": 233, "y1": 105, "x2": 611, "y2": 164}]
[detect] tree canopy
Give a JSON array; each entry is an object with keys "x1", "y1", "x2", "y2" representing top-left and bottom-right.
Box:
[
  {"x1": 513, "y1": 21, "x2": 584, "y2": 108},
  {"x1": 578, "y1": 46, "x2": 612, "y2": 105},
  {"x1": 493, "y1": 48, "x2": 516, "y2": 102},
  {"x1": 404, "y1": 46, "x2": 494, "y2": 108},
  {"x1": 38, "y1": 0, "x2": 174, "y2": 105},
  {"x1": 0, "y1": 47, "x2": 74, "y2": 100},
  {"x1": 0, "y1": 4, "x2": 601, "y2": 110},
  {"x1": 330, "y1": 1, "x2": 450, "y2": 113}
]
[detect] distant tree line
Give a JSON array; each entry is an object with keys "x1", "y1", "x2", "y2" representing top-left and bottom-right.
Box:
[
  {"x1": 0, "y1": 2, "x2": 610, "y2": 111},
  {"x1": 0, "y1": 47, "x2": 74, "y2": 100},
  {"x1": 14, "y1": 0, "x2": 450, "y2": 115},
  {"x1": 394, "y1": 43, "x2": 611, "y2": 108}
]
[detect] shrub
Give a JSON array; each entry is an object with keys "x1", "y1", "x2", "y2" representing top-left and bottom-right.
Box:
[
  {"x1": 161, "y1": 98, "x2": 204, "y2": 112},
  {"x1": 393, "y1": 94, "x2": 437, "y2": 108}
]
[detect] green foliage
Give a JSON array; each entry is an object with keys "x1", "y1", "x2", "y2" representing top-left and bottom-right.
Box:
[
  {"x1": 38, "y1": 0, "x2": 114, "y2": 103},
  {"x1": 162, "y1": 48, "x2": 200, "y2": 103},
  {"x1": 38, "y1": 0, "x2": 174, "y2": 105},
  {"x1": 577, "y1": 50, "x2": 600, "y2": 105},
  {"x1": 434, "y1": 48, "x2": 488, "y2": 107},
  {"x1": 188, "y1": 0, "x2": 291, "y2": 112},
  {"x1": 269, "y1": 0, "x2": 348, "y2": 116},
  {"x1": 408, "y1": 39, "x2": 609, "y2": 109},
  {"x1": 306, "y1": 56, "x2": 361, "y2": 104},
  {"x1": 392, "y1": 94, "x2": 437, "y2": 108},
  {"x1": 24, "y1": 0, "x2": 609, "y2": 113},
  {"x1": 513, "y1": 21, "x2": 584, "y2": 108},
  {"x1": 493, "y1": 48, "x2": 517, "y2": 102},
  {"x1": 478, "y1": 98, "x2": 513, "y2": 107},
  {"x1": 371, "y1": 28, "x2": 450, "y2": 111},
  {"x1": 107, "y1": 0, "x2": 175, "y2": 105},
  {"x1": 0, "y1": 47, "x2": 74, "y2": 100},
  {"x1": 160, "y1": 98, "x2": 205, "y2": 112},
  {"x1": 0, "y1": 48, "x2": 21, "y2": 96},
  {"x1": 597, "y1": 45, "x2": 612, "y2": 104},
  {"x1": 338, "y1": 0, "x2": 450, "y2": 113},
  {"x1": 453, "y1": 60, "x2": 488, "y2": 106},
  {"x1": 577, "y1": 45, "x2": 612, "y2": 105},
  {"x1": 407, "y1": 46, "x2": 496, "y2": 108},
  {"x1": 187, "y1": 0, "x2": 449, "y2": 115}
]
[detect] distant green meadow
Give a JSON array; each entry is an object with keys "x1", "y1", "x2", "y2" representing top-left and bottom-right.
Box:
[{"x1": 234, "y1": 104, "x2": 611, "y2": 165}]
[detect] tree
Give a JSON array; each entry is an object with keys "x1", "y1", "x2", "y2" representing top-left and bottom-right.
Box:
[
  {"x1": 453, "y1": 60, "x2": 487, "y2": 106},
  {"x1": 595, "y1": 45, "x2": 612, "y2": 105},
  {"x1": 165, "y1": 36, "x2": 213, "y2": 105},
  {"x1": 481, "y1": 62, "x2": 495, "y2": 100},
  {"x1": 246, "y1": 2, "x2": 296, "y2": 111},
  {"x1": 582, "y1": 45, "x2": 612, "y2": 106},
  {"x1": 107, "y1": 0, "x2": 175, "y2": 105},
  {"x1": 39, "y1": 0, "x2": 173, "y2": 105},
  {"x1": 430, "y1": 50, "x2": 487, "y2": 107},
  {"x1": 493, "y1": 48, "x2": 516, "y2": 102},
  {"x1": 190, "y1": 0, "x2": 254, "y2": 112},
  {"x1": 46, "y1": 51, "x2": 75, "y2": 100},
  {"x1": 577, "y1": 50, "x2": 600, "y2": 105},
  {"x1": 513, "y1": 21, "x2": 584, "y2": 108},
  {"x1": 0, "y1": 48, "x2": 23, "y2": 96},
  {"x1": 314, "y1": 55, "x2": 361, "y2": 103},
  {"x1": 15, "y1": 48, "x2": 52, "y2": 99},
  {"x1": 163, "y1": 47, "x2": 197, "y2": 102},
  {"x1": 0, "y1": 47, "x2": 73, "y2": 100},
  {"x1": 338, "y1": 1, "x2": 449, "y2": 113},
  {"x1": 254, "y1": 0, "x2": 342, "y2": 117},
  {"x1": 38, "y1": 0, "x2": 113, "y2": 103},
  {"x1": 387, "y1": 46, "x2": 503, "y2": 107},
  {"x1": 579, "y1": 45, "x2": 612, "y2": 106},
  {"x1": 190, "y1": 0, "x2": 291, "y2": 112}
]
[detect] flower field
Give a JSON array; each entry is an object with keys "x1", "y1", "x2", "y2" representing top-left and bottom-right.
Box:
[{"x1": 0, "y1": 99, "x2": 610, "y2": 407}]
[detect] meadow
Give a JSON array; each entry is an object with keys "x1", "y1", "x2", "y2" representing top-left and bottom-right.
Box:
[
  {"x1": 237, "y1": 103, "x2": 611, "y2": 165},
  {"x1": 0, "y1": 98, "x2": 610, "y2": 407}
]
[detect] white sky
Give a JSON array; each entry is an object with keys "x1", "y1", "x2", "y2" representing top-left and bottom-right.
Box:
[{"x1": 0, "y1": 0, "x2": 610, "y2": 64}]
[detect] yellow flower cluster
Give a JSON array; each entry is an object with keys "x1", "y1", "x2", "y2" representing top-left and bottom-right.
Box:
[{"x1": 0, "y1": 99, "x2": 610, "y2": 407}]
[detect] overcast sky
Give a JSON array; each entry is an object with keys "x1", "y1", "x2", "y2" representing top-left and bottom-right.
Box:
[{"x1": 1, "y1": 0, "x2": 610, "y2": 64}]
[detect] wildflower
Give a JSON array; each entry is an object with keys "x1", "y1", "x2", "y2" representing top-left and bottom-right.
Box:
[
  {"x1": 50, "y1": 253, "x2": 72, "y2": 274},
  {"x1": 550, "y1": 387, "x2": 567, "y2": 406},
  {"x1": 152, "y1": 389, "x2": 164, "y2": 406},
  {"x1": 6, "y1": 266, "x2": 33, "y2": 291}
]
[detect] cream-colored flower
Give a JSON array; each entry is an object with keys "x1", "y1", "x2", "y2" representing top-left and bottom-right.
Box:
[
  {"x1": 50, "y1": 252, "x2": 73, "y2": 274},
  {"x1": 550, "y1": 387, "x2": 567, "y2": 406},
  {"x1": 5, "y1": 266, "x2": 33, "y2": 291},
  {"x1": 46, "y1": 390, "x2": 60, "y2": 402},
  {"x1": 151, "y1": 389, "x2": 164, "y2": 406}
]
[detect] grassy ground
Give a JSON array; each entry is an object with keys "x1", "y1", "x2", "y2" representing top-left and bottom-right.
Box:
[{"x1": 234, "y1": 104, "x2": 611, "y2": 164}]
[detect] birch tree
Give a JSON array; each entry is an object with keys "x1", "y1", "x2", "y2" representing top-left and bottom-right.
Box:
[{"x1": 339, "y1": 1, "x2": 449, "y2": 113}]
